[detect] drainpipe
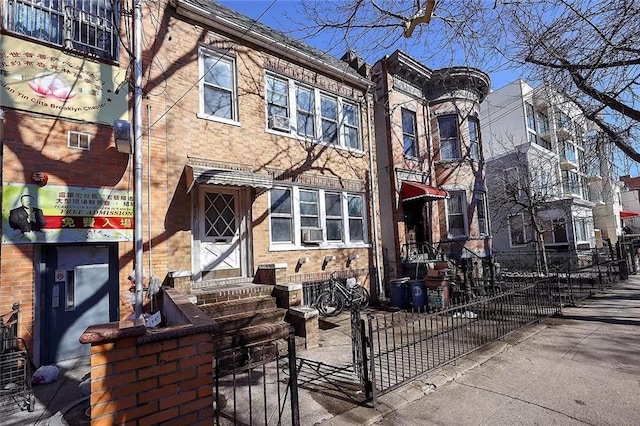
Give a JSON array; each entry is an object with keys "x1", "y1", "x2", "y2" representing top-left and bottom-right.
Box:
[
  {"x1": 133, "y1": 0, "x2": 144, "y2": 318},
  {"x1": 365, "y1": 89, "x2": 384, "y2": 300}
]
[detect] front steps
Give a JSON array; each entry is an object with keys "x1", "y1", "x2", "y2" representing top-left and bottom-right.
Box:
[{"x1": 194, "y1": 281, "x2": 291, "y2": 354}]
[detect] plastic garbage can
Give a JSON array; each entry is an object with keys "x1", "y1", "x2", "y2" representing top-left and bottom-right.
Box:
[
  {"x1": 410, "y1": 280, "x2": 427, "y2": 310},
  {"x1": 389, "y1": 277, "x2": 410, "y2": 310}
]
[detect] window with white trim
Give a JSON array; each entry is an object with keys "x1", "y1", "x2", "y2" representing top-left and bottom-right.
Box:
[
  {"x1": 265, "y1": 73, "x2": 362, "y2": 150},
  {"x1": 446, "y1": 191, "x2": 467, "y2": 237},
  {"x1": 438, "y1": 116, "x2": 460, "y2": 160},
  {"x1": 270, "y1": 188, "x2": 293, "y2": 243},
  {"x1": 325, "y1": 192, "x2": 343, "y2": 242},
  {"x1": 68, "y1": 131, "x2": 91, "y2": 150},
  {"x1": 509, "y1": 214, "x2": 527, "y2": 246},
  {"x1": 200, "y1": 48, "x2": 237, "y2": 122},
  {"x1": 299, "y1": 190, "x2": 319, "y2": 228},
  {"x1": 348, "y1": 195, "x2": 364, "y2": 241},
  {"x1": 574, "y1": 218, "x2": 588, "y2": 242},
  {"x1": 468, "y1": 117, "x2": 480, "y2": 160},
  {"x1": 269, "y1": 187, "x2": 367, "y2": 246},
  {"x1": 542, "y1": 218, "x2": 568, "y2": 244},
  {"x1": 402, "y1": 109, "x2": 418, "y2": 158},
  {"x1": 5, "y1": 0, "x2": 119, "y2": 60},
  {"x1": 475, "y1": 192, "x2": 488, "y2": 236}
]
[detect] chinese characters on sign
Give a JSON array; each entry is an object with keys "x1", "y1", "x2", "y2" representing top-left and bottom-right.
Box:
[{"x1": 2, "y1": 183, "x2": 134, "y2": 244}]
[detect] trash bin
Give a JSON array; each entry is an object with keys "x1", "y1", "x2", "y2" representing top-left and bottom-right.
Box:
[
  {"x1": 389, "y1": 277, "x2": 410, "y2": 310},
  {"x1": 425, "y1": 269, "x2": 450, "y2": 308},
  {"x1": 409, "y1": 280, "x2": 427, "y2": 310}
]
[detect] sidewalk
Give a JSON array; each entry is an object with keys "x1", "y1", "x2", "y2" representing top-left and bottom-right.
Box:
[{"x1": 336, "y1": 274, "x2": 640, "y2": 426}]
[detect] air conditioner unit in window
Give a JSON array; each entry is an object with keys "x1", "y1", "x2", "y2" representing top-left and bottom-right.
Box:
[
  {"x1": 301, "y1": 228, "x2": 323, "y2": 244},
  {"x1": 268, "y1": 115, "x2": 290, "y2": 132}
]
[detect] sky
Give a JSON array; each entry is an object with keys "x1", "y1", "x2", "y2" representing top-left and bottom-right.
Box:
[{"x1": 218, "y1": 0, "x2": 522, "y2": 91}]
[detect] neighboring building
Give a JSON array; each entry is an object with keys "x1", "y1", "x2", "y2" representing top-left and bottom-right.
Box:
[
  {"x1": 0, "y1": 0, "x2": 380, "y2": 365},
  {"x1": 480, "y1": 80, "x2": 614, "y2": 269},
  {"x1": 369, "y1": 50, "x2": 491, "y2": 283},
  {"x1": 620, "y1": 175, "x2": 640, "y2": 235}
]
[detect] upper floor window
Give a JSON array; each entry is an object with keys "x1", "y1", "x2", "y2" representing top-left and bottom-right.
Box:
[
  {"x1": 562, "y1": 170, "x2": 581, "y2": 197},
  {"x1": 475, "y1": 192, "x2": 488, "y2": 236},
  {"x1": 438, "y1": 116, "x2": 460, "y2": 160},
  {"x1": 525, "y1": 103, "x2": 536, "y2": 131},
  {"x1": 265, "y1": 73, "x2": 362, "y2": 150},
  {"x1": 468, "y1": 117, "x2": 480, "y2": 160},
  {"x1": 446, "y1": 191, "x2": 467, "y2": 237},
  {"x1": 402, "y1": 109, "x2": 418, "y2": 158},
  {"x1": 5, "y1": 0, "x2": 119, "y2": 61},
  {"x1": 200, "y1": 49, "x2": 238, "y2": 122}
]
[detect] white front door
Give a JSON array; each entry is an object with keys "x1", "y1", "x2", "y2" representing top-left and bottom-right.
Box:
[{"x1": 199, "y1": 188, "x2": 241, "y2": 279}]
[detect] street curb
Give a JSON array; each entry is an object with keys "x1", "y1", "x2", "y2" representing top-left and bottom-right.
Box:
[{"x1": 319, "y1": 322, "x2": 547, "y2": 425}]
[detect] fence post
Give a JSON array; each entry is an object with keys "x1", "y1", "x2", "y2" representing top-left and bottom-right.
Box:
[
  {"x1": 359, "y1": 317, "x2": 372, "y2": 401},
  {"x1": 367, "y1": 313, "x2": 378, "y2": 407},
  {"x1": 287, "y1": 329, "x2": 300, "y2": 426}
]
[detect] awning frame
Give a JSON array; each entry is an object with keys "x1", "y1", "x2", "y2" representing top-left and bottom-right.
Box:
[{"x1": 400, "y1": 181, "x2": 448, "y2": 202}]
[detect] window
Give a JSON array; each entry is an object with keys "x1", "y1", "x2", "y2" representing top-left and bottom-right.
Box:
[
  {"x1": 402, "y1": 109, "x2": 418, "y2": 158},
  {"x1": 200, "y1": 49, "x2": 237, "y2": 121},
  {"x1": 438, "y1": 116, "x2": 460, "y2": 159},
  {"x1": 574, "y1": 218, "x2": 588, "y2": 242},
  {"x1": 509, "y1": 214, "x2": 527, "y2": 246},
  {"x1": 468, "y1": 117, "x2": 480, "y2": 160},
  {"x1": 266, "y1": 76, "x2": 289, "y2": 120},
  {"x1": 447, "y1": 191, "x2": 467, "y2": 237},
  {"x1": 525, "y1": 103, "x2": 536, "y2": 131},
  {"x1": 536, "y1": 111, "x2": 549, "y2": 135},
  {"x1": 265, "y1": 73, "x2": 362, "y2": 150},
  {"x1": 556, "y1": 111, "x2": 572, "y2": 131},
  {"x1": 348, "y1": 195, "x2": 364, "y2": 241},
  {"x1": 475, "y1": 193, "x2": 488, "y2": 235},
  {"x1": 342, "y1": 102, "x2": 361, "y2": 150},
  {"x1": 562, "y1": 170, "x2": 581, "y2": 196},
  {"x1": 562, "y1": 141, "x2": 578, "y2": 163},
  {"x1": 68, "y1": 131, "x2": 90, "y2": 150},
  {"x1": 325, "y1": 192, "x2": 343, "y2": 242},
  {"x1": 270, "y1": 188, "x2": 293, "y2": 242},
  {"x1": 5, "y1": 0, "x2": 119, "y2": 60},
  {"x1": 551, "y1": 219, "x2": 568, "y2": 243},
  {"x1": 321, "y1": 95, "x2": 338, "y2": 143},
  {"x1": 299, "y1": 190, "x2": 319, "y2": 228},
  {"x1": 270, "y1": 186, "x2": 366, "y2": 246},
  {"x1": 296, "y1": 86, "x2": 315, "y2": 137}
]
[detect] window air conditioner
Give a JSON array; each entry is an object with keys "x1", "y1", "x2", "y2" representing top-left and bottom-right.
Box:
[
  {"x1": 301, "y1": 228, "x2": 323, "y2": 244},
  {"x1": 268, "y1": 115, "x2": 290, "y2": 132}
]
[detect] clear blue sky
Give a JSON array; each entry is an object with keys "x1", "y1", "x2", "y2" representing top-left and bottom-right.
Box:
[{"x1": 218, "y1": 0, "x2": 521, "y2": 91}]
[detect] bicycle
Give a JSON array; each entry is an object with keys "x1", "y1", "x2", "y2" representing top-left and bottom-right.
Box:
[{"x1": 315, "y1": 272, "x2": 370, "y2": 316}]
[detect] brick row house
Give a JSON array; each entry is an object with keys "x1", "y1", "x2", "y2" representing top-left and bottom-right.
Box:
[
  {"x1": 1, "y1": 0, "x2": 381, "y2": 366},
  {"x1": 368, "y1": 50, "x2": 492, "y2": 288}
]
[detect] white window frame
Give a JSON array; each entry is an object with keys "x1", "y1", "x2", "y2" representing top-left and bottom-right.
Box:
[
  {"x1": 474, "y1": 192, "x2": 488, "y2": 236},
  {"x1": 266, "y1": 75, "x2": 290, "y2": 121},
  {"x1": 446, "y1": 191, "x2": 468, "y2": 238},
  {"x1": 68, "y1": 131, "x2": 91, "y2": 150},
  {"x1": 269, "y1": 186, "x2": 368, "y2": 249},
  {"x1": 269, "y1": 188, "x2": 293, "y2": 244},
  {"x1": 574, "y1": 218, "x2": 588, "y2": 243},
  {"x1": 508, "y1": 214, "x2": 527, "y2": 247},
  {"x1": 198, "y1": 47, "x2": 239, "y2": 125},
  {"x1": 438, "y1": 115, "x2": 461, "y2": 160},
  {"x1": 264, "y1": 72, "x2": 363, "y2": 151},
  {"x1": 468, "y1": 117, "x2": 480, "y2": 160}
]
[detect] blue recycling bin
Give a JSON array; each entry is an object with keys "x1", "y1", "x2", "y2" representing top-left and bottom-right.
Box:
[
  {"x1": 389, "y1": 278, "x2": 410, "y2": 309},
  {"x1": 410, "y1": 280, "x2": 427, "y2": 310}
]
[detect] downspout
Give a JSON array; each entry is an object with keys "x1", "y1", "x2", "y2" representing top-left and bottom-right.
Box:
[
  {"x1": 366, "y1": 89, "x2": 384, "y2": 301},
  {"x1": 133, "y1": 0, "x2": 144, "y2": 317},
  {"x1": 147, "y1": 105, "x2": 152, "y2": 277}
]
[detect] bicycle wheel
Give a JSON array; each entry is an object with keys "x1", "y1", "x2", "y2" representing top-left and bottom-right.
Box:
[
  {"x1": 355, "y1": 286, "x2": 370, "y2": 308},
  {"x1": 317, "y1": 291, "x2": 344, "y2": 316}
]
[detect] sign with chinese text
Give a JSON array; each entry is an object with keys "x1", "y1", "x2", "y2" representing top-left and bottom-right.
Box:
[
  {"x1": 0, "y1": 35, "x2": 127, "y2": 123},
  {"x1": 2, "y1": 183, "x2": 134, "y2": 244}
]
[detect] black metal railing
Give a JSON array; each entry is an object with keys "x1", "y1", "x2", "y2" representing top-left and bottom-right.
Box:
[
  {"x1": 365, "y1": 277, "x2": 562, "y2": 401},
  {"x1": 213, "y1": 331, "x2": 300, "y2": 426}
]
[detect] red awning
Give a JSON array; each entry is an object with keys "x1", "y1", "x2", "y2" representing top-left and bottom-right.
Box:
[
  {"x1": 401, "y1": 181, "x2": 448, "y2": 202},
  {"x1": 621, "y1": 211, "x2": 640, "y2": 218}
]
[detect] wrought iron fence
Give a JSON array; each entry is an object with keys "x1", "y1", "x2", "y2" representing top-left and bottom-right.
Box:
[
  {"x1": 365, "y1": 277, "x2": 562, "y2": 402},
  {"x1": 213, "y1": 332, "x2": 300, "y2": 426}
]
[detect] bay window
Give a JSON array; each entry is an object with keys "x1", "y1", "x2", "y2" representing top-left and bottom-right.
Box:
[{"x1": 438, "y1": 116, "x2": 460, "y2": 159}]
